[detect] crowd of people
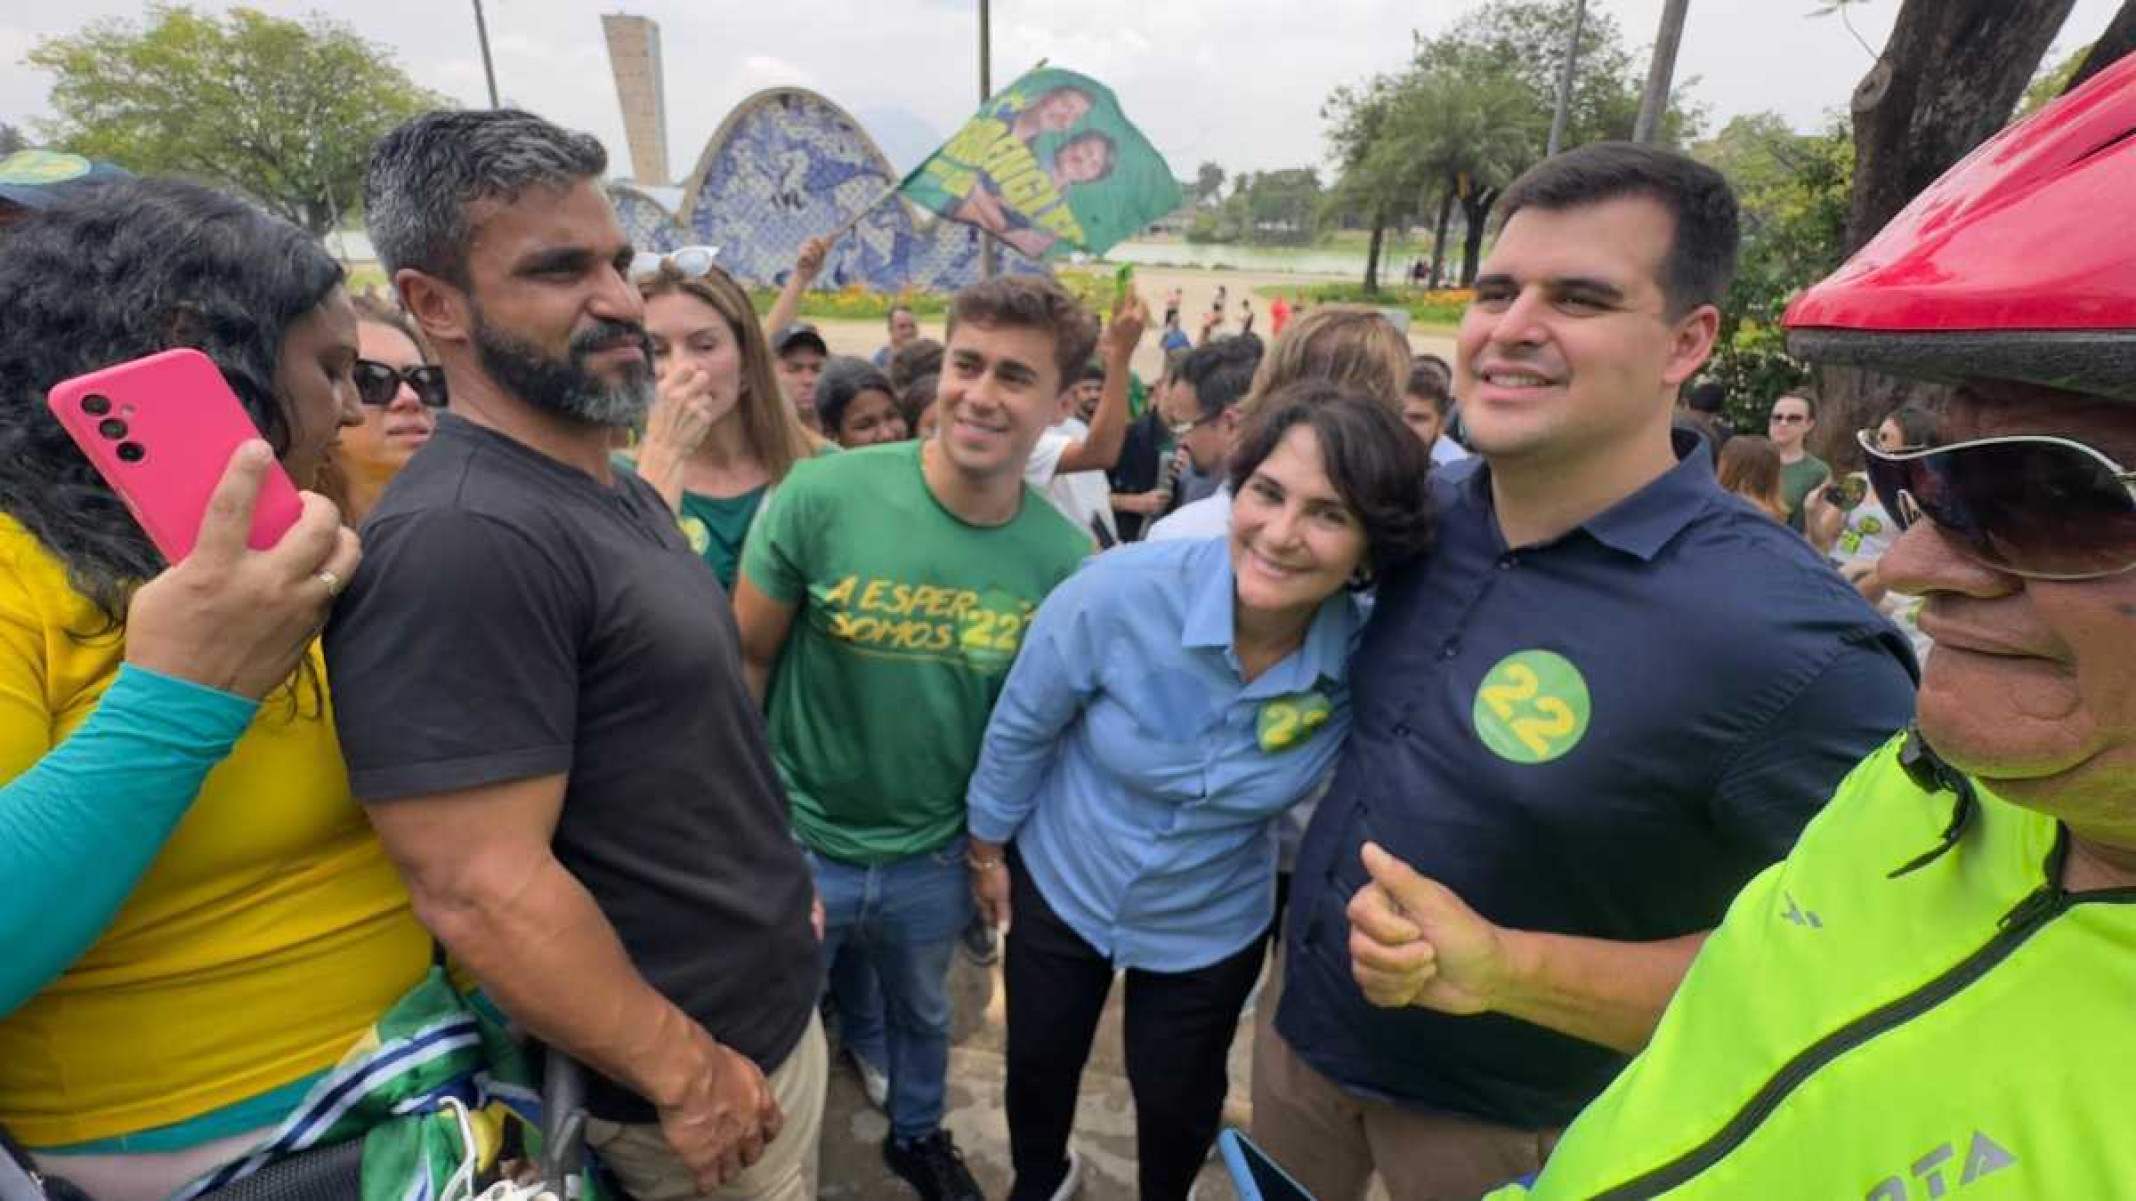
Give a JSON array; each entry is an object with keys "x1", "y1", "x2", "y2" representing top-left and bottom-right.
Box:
[{"x1": 0, "y1": 51, "x2": 2133, "y2": 1201}]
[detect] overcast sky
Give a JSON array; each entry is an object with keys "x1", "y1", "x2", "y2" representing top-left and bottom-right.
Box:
[{"x1": 4, "y1": 0, "x2": 2127, "y2": 181}]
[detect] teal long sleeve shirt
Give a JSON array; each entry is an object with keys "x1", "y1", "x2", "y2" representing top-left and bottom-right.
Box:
[{"x1": 0, "y1": 663, "x2": 256, "y2": 1016}]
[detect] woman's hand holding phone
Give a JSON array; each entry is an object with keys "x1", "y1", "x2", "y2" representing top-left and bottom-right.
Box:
[{"x1": 124, "y1": 441, "x2": 360, "y2": 700}]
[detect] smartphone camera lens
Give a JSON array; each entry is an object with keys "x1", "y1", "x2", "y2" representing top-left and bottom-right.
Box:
[
  {"x1": 116, "y1": 442, "x2": 146, "y2": 464},
  {"x1": 97, "y1": 418, "x2": 129, "y2": 440},
  {"x1": 81, "y1": 395, "x2": 112, "y2": 416}
]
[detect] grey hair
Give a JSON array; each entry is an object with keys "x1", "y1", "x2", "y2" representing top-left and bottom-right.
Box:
[{"x1": 363, "y1": 108, "x2": 607, "y2": 284}]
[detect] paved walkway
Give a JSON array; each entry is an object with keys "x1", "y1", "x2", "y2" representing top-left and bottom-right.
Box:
[
  {"x1": 808, "y1": 262, "x2": 1459, "y2": 388},
  {"x1": 816, "y1": 949, "x2": 1259, "y2": 1201}
]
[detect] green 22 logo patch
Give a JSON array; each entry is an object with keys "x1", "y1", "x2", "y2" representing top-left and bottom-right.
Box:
[
  {"x1": 1258, "y1": 691, "x2": 1333, "y2": 754},
  {"x1": 1472, "y1": 651, "x2": 1591, "y2": 764}
]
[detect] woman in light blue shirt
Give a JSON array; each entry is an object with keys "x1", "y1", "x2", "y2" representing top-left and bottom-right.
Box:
[{"x1": 967, "y1": 383, "x2": 1434, "y2": 1201}]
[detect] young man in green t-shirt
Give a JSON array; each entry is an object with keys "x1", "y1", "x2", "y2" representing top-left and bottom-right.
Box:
[
  {"x1": 1769, "y1": 391, "x2": 1830, "y2": 531},
  {"x1": 734, "y1": 275, "x2": 1108, "y2": 1201}
]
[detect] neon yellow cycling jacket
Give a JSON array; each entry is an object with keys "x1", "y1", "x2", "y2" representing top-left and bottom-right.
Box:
[{"x1": 1487, "y1": 733, "x2": 2136, "y2": 1200}]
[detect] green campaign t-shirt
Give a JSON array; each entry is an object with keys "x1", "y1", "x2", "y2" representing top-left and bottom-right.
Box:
[
  {"x1": 1780, "y1": 452, "x2": 1830, "y2": 532},
  {"x1": 742, "y1": 440, "x2": 1092, "y2": 863}
]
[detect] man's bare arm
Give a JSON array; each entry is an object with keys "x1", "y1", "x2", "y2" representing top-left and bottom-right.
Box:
[
  {"x1": 763, "y1": 237, "x2": 828, "y2": 341},
  {"x1": 1348, "y1": 842, "x2": 1706, "y2": 1054},
  {"x1": 1484, "y1": 928, "x2": 1707, "y2": 1053},
  {"x1": 1055, "y1": 293, "x2": 1148, "y2": 474},
  {"x1": 366, "y1": 774, "x2": 778, "y2": 1188},
  {"x1": 732, "y1": 575, "x2": 799, "y2": 707}
]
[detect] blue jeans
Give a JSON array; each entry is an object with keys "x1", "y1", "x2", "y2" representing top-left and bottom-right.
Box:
[
  {"x1": 809, "y1": 837, "x2": 972, "y2": 1142},
  {"x1": 828, "y1": 943, "x2": 888, "y2": 1071}
]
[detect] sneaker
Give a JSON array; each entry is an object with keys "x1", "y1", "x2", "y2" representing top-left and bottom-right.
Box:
[
  {"x1": 848, "y1": 1046, "x2": 889, "y2": 1112},
  {"x1": 883, "y1": 1129, "x2": 984, "y2": 1201},
  {"x1": 960, "y1": 913, "x2": 1001, "y2": 966}
]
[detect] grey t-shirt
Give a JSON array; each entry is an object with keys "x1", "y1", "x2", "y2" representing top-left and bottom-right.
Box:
[{"x1": 325, "y1": 413, "x2": 818, "y2": 1122}]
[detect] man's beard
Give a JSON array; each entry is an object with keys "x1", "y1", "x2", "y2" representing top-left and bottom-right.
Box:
[{"x1": 470, "y1": 308, "x2": 654, "y2": 428}]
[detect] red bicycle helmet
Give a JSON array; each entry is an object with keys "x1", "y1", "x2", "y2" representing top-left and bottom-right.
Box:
[{"x1": 1784, "y1": 51, "x2": 2136, "y2": 401}]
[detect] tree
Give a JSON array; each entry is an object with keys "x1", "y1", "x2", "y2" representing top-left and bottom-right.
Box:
[
  {"x1": 1419, "y1": 0, "x2": 1706, "y2": 150},
  {"x1": 1693, "y1": 116, "x2": 1854, "y2": 426},
  {"x1": 31, "y1": 6, "x2": 448, "y2": 237},
  {"x1": 0, "y1": 125, "x2": 26, "y2": 157},
  {"x1": 2063, "y1": 0, "x2": 2136, "y2": 93},
  {"x1": 1844, "y1": 0, "x2": 2074, "y2": 254},
  {"x1": 1193, "y1": 161, "x2": 1226, "y2": 205},
  {"x1": 1820, "y1": 0, "x2": 2078, "y2": 452},
  {"x1": 1324, "y1": 75, "x2": 1428, "y2": 293},
  {"x1": 1244, "y1": 168, "x2": 1324, "y2": 244},
  {"x1": 1384, "y1": 65, "x2": 1545, "y2": 286}
]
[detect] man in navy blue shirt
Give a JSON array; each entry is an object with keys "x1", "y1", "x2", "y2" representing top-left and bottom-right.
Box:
[{"x1": 1252, "y1": 143, "x2": 1919, "y2": 1201}]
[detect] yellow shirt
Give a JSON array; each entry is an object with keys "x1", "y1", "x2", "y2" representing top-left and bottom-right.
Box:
[{"x1": 0, "y1": 514, "x2": 431, "y2": 1146}]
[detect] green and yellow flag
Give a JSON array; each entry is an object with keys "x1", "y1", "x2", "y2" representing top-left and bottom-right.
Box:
[{"x1": 901, "y1": 66, "x2": 1182, "y2": 260}]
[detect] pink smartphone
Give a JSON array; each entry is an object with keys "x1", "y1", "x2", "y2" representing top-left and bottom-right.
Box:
[{"x1": 46, "y1": 349, "x2": 304, "y2": 562}]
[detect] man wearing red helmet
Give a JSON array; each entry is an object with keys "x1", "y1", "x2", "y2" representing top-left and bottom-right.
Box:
[{"x1": 1444, "y1": 54, "x2": 2136, "y2": 1201}]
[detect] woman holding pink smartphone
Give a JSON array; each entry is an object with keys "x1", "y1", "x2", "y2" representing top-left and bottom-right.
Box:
[{"x1": 0, "y1": 176, "x2": 429, "y2": 1200}]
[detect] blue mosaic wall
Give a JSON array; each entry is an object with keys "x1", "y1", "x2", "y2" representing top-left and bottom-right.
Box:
[
  {"x1": 609, "y1": 185, "x2": 690, "y2": 254},
  {"x1": 609, "y1": 87, "x2": 1044, "y2": 293}
]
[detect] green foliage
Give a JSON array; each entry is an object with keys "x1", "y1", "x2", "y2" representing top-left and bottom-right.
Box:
[
  {"x1": 0, "y1": 124, "x2": 26, "y2": 157},
  {"x1": 1193, "y1": 161, "x2": 1227, "y2": 204},
  {"x1": 1322, "y1": 0, "x2": 1708, "y2": 292},
  {"x1": 1052, "y1": 265, "x2": 1116, "y2": 314},
  {"x1": 30, "y1": 5, "x2": 448, "y2": 236},
  {"x1": 1183, "y1": 167, "x2": 1326, "y2": 245},
  {"x1": 1253, "y1": 281, "x2": 1474, "y2": 328},
  {"x1": 2017, "y1": 42, "x2": 2090, "y2": 119},
  {"x1": 1692, "y1": 115, "x2": 1854, "y2": 427},
  {"x1": 1421, "y1": 0, "x2": 1707, "y2": 149},
  {"x1": 747, "y1": 284, "x2": 950, "y2": 322}
]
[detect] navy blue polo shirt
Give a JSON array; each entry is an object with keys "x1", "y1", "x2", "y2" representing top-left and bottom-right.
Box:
[{"x1": 1277, "y1": 433, "x2": 1918, "y2": 1130}]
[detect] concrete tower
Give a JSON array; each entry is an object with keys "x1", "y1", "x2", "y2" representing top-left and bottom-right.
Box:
[{"x1": 601, "y1": 13, "x2": 669, "y2": 185}]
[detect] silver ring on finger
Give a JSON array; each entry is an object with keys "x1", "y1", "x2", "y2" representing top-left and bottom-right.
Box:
[{"x1": 316, "y1": 569, "x2": 344, "y2": 598}]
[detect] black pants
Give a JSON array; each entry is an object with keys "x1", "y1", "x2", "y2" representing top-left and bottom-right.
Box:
[{"x1": 1004, "y1": 848, "x2": 1271, "y2": 1201}]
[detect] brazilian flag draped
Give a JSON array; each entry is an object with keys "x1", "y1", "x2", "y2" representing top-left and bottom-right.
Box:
[
  {"x1": 169, "y1": 967, "x2": 602, "y2": 1201},
  {"x1": 901, "y1": 66, "x2": 1182, "y2": 260}
]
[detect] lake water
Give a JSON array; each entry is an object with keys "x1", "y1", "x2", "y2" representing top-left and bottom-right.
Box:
[{"x1": 1100, "y1": 239, "x2": 1420, "y2": 278}]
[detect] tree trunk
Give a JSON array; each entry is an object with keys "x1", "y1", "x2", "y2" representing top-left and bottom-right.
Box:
[
  {"x1": 2064, "y1": 0, "x2": 2136, "y2": 94},
  {"x1": 1633, "y1": 0, "x2": 1693, "y2": 144},
  {"x1": 1363, "y1": 214, "x2": 1385, "y2": 295},
  {"x1": 1846, "y1": 0, "x2": 2075, "y2": 255},
  {"x1": 1822, "y1": 0, "x2": 2076, "y2": 457},
  {"x1": 1458, "y1": 186, "x2": 1498, "y2": 287},
  {"x1": 1427, "y1": 187, "x2": 1456, "y2": 289}
]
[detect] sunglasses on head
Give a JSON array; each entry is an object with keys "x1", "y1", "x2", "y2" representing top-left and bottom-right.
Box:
[
  {"x1": 353, "y1": 359, "x2": 448, "y2": 408},
  {"x1": 629, "y1": 245, "x2": 722, "y2": 283},
  {"x1": 1859, "y1": 427, "x2": 2136, "y2": 581}
]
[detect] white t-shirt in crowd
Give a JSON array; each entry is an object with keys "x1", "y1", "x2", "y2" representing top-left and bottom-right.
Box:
[
  {"x1": 1146, "y1": 485, "x2": 1232, "y2": 542},
  {"x1": 1431, "y1": 437, "x2": 1472, "y2": 467},
  {"x1": 1831, "y1": 482, "x2": 1932, "y2": 662},
  {"x1": 1025, "y1": 421, "x2": 1118, "y2": 546}
]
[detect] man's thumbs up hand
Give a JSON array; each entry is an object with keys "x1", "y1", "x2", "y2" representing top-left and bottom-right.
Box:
[{"x1": 1347, "y1": 841, "x2": 1510, "y2": 1015}]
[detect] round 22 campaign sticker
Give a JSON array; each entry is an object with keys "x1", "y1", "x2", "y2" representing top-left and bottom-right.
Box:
[{"x1": 1472, "y1": 650, "x2": 1592, "y2": 765}]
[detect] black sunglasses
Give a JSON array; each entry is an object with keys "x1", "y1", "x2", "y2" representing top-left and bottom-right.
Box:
[
  {"x1": 353, "y1": 359, "x2": 448, "y2": 408},
  {"x1": 1859, "y1": 428, "x2": 2136, "y2": 581}
]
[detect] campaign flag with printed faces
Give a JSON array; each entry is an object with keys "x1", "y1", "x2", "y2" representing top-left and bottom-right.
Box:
[{"x1": 901, "y1": 66, "x2": 1182, "y2": 260}]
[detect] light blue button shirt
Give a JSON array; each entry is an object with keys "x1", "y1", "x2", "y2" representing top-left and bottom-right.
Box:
[{"x1": 966, "y1": 538, "x2": 1361, "y2": 971}]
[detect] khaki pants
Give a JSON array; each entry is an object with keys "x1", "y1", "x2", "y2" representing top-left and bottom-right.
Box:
[
  {"x1": 1250, "y1": 949, "x2": 1557, "y2": 1201},
  {"x1": 587, "y1": 1012, "x2": 827, "y2": 1201}
]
